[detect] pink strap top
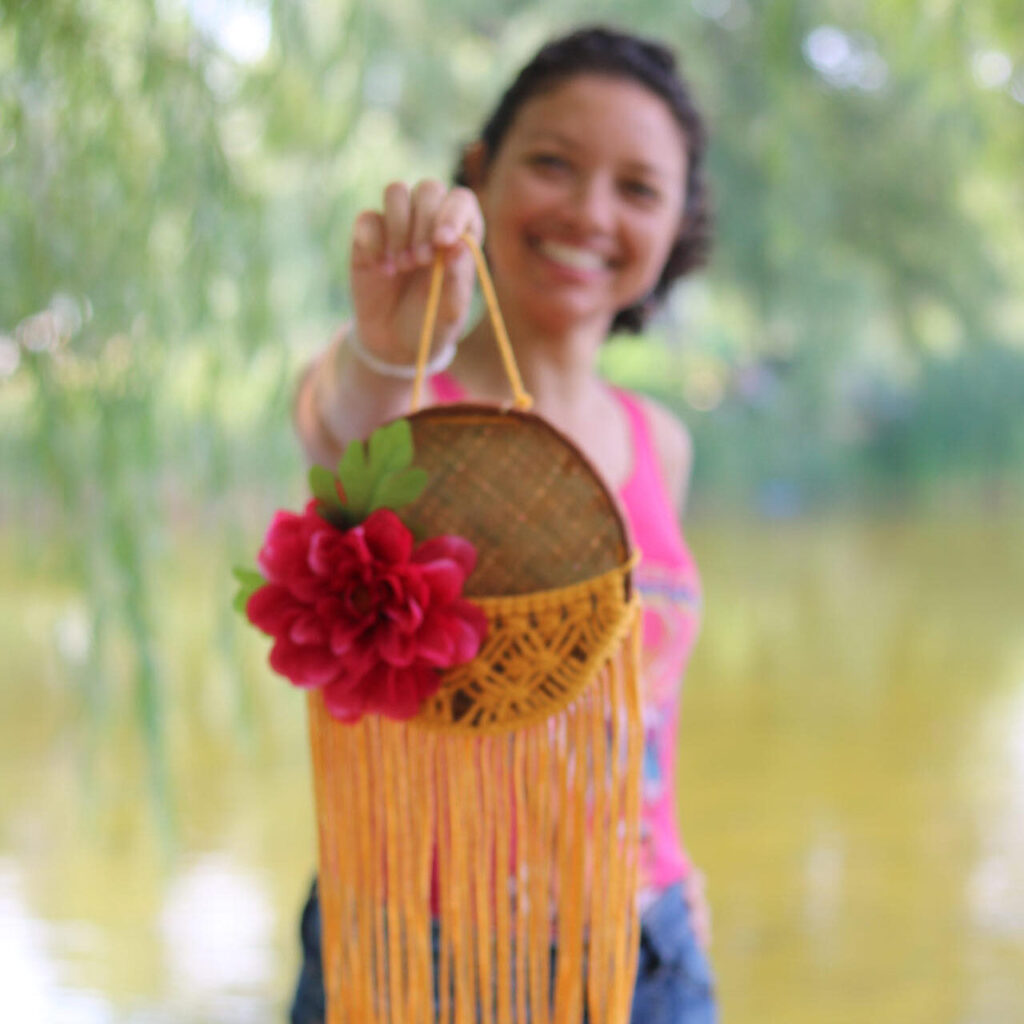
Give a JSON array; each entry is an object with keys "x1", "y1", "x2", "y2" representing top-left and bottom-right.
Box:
[{"x1": 430, "y1": 374, "x2": 703, "y2": 895}]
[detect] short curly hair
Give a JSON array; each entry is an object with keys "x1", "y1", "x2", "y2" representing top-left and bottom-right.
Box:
[{"x1": 455, "y1": 25, "x2": 713, "y2": 334}]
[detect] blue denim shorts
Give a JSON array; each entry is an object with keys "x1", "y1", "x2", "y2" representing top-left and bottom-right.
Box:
[{"x1": 291, "y1": 880, "x2": 717, "y2": 1023}]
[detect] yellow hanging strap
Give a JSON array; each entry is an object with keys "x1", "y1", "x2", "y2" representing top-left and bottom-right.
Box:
[{"x1": 411, "y1": 233, "x2": 533, "y2": 413}]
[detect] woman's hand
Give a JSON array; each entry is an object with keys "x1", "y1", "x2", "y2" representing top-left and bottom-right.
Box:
[
  {"x1": 350, "y1": 180, "x2": 484, "y2": 365},
  {"x1": 293, "y1": 181, "x2": 483, "y2": 464}
]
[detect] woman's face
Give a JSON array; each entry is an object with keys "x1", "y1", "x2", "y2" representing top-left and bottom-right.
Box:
[{"x1": 471, "y1": 73, "x2": 689, "y2": 336}]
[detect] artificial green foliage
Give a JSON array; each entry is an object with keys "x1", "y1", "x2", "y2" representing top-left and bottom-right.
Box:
[
  {"x1": 235, "y1": 418, "x2": 428, "y2": 618},
  {"x1": 319, "y1": 418, "x2": 428, "y2": 526},
  {"x1": 309, "y1": 464, "x2": 346, "y2": 515},
  {"x1": 232, "y1": 568, "x2": 266, "y2": 614}
]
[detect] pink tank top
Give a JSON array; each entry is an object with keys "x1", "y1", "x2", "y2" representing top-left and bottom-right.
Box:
[{"x1": 430, "y1": 374, "x2": 703, "y2": 896}]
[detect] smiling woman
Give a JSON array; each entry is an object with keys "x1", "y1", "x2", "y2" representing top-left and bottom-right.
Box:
[
  {"x1": 460, "y1": 75, "x2": 688, "y2": 340},
  {"x1": 290, "y1": 25, "x2": 716, "y2": 1024}
]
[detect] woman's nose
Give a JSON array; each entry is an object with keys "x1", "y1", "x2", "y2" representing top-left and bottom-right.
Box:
[{"x1": 569, "y1": 174, "x2": 617, "y2": 232}]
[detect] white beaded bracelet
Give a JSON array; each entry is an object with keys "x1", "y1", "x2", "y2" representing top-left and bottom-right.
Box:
[{"x1": 346, "y1": 325, "x2": 456, "y2": 380}]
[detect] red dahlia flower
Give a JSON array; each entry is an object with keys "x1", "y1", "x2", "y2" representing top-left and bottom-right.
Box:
[{"x1": 246, "y1": 502, "x2": 487, "y2": 722}]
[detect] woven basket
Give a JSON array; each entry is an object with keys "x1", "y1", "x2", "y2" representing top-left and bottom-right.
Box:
[
  {"x1": 307, "y1": 237, "x2": 645, "y2": 1024},
  {"x1": 402, "y1": 403, "x2": 633, "y2": 733}
]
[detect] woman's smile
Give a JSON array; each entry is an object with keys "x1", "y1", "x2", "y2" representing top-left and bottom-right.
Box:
[
  {"x1": 532, "y1": 237, "x2": 613, "y2": 277},
  {"x1": 472, "y1": 73, "x2": 689, "y2": 336}
]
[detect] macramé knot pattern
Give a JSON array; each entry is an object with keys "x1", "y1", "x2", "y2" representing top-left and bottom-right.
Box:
[{"x1": 415, "y1": 563, "x2": 634, "y2": 733}]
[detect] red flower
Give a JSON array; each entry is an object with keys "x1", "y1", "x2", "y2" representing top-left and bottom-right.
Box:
[{"x1": 246, "y1": 502, "x2": 487, "y2": 722}]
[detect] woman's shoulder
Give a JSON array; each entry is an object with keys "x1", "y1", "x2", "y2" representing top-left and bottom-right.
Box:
[{"x1": 619, "y1": 388, "x2": 694, "y2": 515}]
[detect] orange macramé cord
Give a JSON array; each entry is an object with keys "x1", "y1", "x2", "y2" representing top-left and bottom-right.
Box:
[
  {"x1": 391, "y1": 726, "x2": 415, "y2": 1024},
  {"x1": 357, "y1": 721, "x2": 379, "y2": 1021},
  {"x1": 609, "y1": 613, "x2": 644, "y2": 1022},
  {"x1": 451, "y1": 737, "x2": 474, "y2": 1024},
  {"x1": 371, "y1": 720, "x2": 392, "y2": 1022},
  {"x1": 492, "y1": 737, "x2": 513, "y2": 1024},
  {"x1": 460, "y1": 739, "x2": 480, "y2": 1024},
  {"x1": 410, "y1": 234, "x2": 532, "y2": 415},
  {"x1": 320, "y1": 700, "x2": 352, "y2": 1024},
  {"x1": 331, "y1": 718, "x2": 355, "y2": 1022},
  {"x1": 460, "y1": 235, "x2": 531, "y2": 412},
  {"x1": 587, "y1": 666, "x2": 611, "y2": 1024},
  {"x1": 623, "y1": 618, "x2": 645, "y2": 1018},
  {"x1": 417, "y1": 562, "x2": 635, "y2": 736},
  {"x1": 309, "y1": 584, "x2": 643, "y2": 1024},
  {"x1": 383, "y1": 724, "x2": 405, "y2": 1022},
  {"x1": 606, "y1": 641, "x2": 630, "y2": 1023},
  {"x1": 525, "y1": 725, "x2": 543, "y2": 1024},
  {"x1": 443, "y1": 740, "x2": 465, "y2": 1024},
  {"x1": 473, "y1": 739, "x2": 496, "y2": 1024},
  {"x1": 528, "y1": 724, "x2": 552, "y2": 1024},
  {"x1": 550, "y1": 704, "x2": 577, "y2": 1023},
  {"x1": 435, "y1": 741, "x2": 452, "y2": 1024},
  {"x1": 410, "y1": 730, "x2": 435, "y2": 1024},
  {"x1": 512, "y1": 729, "x2": 529, "y2": 1024},
  {"x1": 411, "y1": 258, "x2": 446, "y2": 413},
  {"x1": 567, "y1": 698, "x2": 591, "y2": 1023}
]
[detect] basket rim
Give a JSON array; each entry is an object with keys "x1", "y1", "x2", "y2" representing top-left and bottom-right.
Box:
[{"x1": 402, "y1": 400, "x2": 632, "y2": 551}]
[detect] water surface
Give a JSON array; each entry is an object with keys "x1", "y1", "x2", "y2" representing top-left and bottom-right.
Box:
[{"x1": 2, "y1": 515, "x2": 1022, "y2": 1022}]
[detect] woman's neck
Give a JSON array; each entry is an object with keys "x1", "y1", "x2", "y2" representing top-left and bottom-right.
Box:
[
  {"x1": 448, "y1": 313, "x2": 633, "y2": 494},
  {"x1": 454, "y1": 311, "x2": 609, "y2": 417}
]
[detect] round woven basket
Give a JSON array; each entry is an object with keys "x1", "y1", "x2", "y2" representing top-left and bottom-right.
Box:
[
  {"x1": 399, "y1": 403, "x2": 634, "y2": 732},
  {"x1": 307, "y1": 237, "x2": 645, "y2": 1024}
]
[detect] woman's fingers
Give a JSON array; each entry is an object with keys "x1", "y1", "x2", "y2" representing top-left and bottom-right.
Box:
[
  {"x1": 357, "y1": 181, "x2": 484, "y2": 273},
  {"x1": 382, "y1": 182, "x2": 412, "y2": 268},
  {"x1": 433, "y1": 186, "x2": 484, "y2": 252},
  {"x1": 351, "y1": 211, "x2": 386, "y2": 270},
  {"x1": 407, "y1": 180, "x2": 447, "y2": 267}
]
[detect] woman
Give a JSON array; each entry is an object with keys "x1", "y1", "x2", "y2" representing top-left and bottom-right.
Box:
[{"x1": 291, "y1": 25, "x2": 716, "y2": 1024}]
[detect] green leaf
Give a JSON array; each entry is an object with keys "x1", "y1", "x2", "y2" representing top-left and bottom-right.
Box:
[
  {"x1": 367, "y1": 419, "x2": 414, "y2": 477},
  {"x1": 369, "y1": 467, "x2": 429, "y2": 511},
  {"x1": 233, "y1": 567, "x2": 265, "y2": 588},
  {"x1": 334, "y1": 420, "x2": 423, "y2": 520},
  {"x1": 336, "y1": 439, "x2": 373, "y2": 517},
  {"x1": 232, "y1": 566, "x2": 265, "y2": 616},
  {"x1": 309, "y1": 464, "x2": 344, "y2": 508}
]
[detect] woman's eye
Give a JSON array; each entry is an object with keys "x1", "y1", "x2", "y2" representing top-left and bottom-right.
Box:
[
  {"x1": 529, "y1": 152, "x2": 570, "y2": 172},
  {"x1": 622, "y1": 179, "x2": 660, "y2": 201}
]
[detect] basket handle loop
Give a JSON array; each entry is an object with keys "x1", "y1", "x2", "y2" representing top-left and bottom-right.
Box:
[{"x1": 410, "y1": 233, "x2": 533, "y2": 413}]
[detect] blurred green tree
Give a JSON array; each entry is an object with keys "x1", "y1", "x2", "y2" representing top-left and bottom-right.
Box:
[{"x1": 2, "y1": 0, "x2": 1021, "y2": 778}]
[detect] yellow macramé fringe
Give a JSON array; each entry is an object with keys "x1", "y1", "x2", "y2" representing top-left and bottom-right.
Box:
[{"x1": 307, "y1": 598, "x2": 643, "y2": 1024}]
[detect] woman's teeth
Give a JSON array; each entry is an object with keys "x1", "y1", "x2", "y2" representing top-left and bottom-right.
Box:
[{"x1": 537, "y1": 241, "x2": 606, "y2": 272}]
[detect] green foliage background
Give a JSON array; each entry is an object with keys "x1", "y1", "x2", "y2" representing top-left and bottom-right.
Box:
[{"x1": 2, "y1": 0, "x2": 1023, "y2": 778}]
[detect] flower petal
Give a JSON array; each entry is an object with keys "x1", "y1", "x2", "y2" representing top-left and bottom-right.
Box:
[
  {"x1": 247, "y1": 584, "x2": 302, "y2": 635},
  {"x1": 429, "y1": 602, "x2": 487, "y2": 664},
  {"x1": 386, "y1": 595, "x2": 423, "y2": 632},
  {"x1": 322, "y1": 677, "x2": 367, "y2": 722},
  {"x1": 269, "y1": 637, "x2": 339, "y2": 688},
  {"x1": 361, "y1": 664, "x2": 427, "y2": 721},
  {"x1": 340, "y1": 634, "x2": 383, "y2": 680},
  {"x1": 362, "y1": 508, "x2": 414, "y2": 564},
  {"x1": 377, "y1": 624, "x2": 418, "y2": 667},
  {"x1": 308, "y1": 529, "x2": 349, "y2": 577},
  {"x1": 289, "y1": 611, "x2": 328, "y2": 646},
  {"x1": 409, "y1": 615, "x2": 455, "y2": 667},
  {"x1": 412, "y1": 535, "x2": 477, "y2": 576},
  {"x1": 416, "y1": 558, "x2": 465, "y2": 604}
]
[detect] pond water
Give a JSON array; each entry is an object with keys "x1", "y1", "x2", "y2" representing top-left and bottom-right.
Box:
[{"x1": 2, "y1": 514, "x2": 1022, "y2": 1023}]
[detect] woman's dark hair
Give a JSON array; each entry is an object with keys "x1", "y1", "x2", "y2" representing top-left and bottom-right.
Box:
[{"x1": 455, "y1": 25, "x2": 712, "y2": 334}]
